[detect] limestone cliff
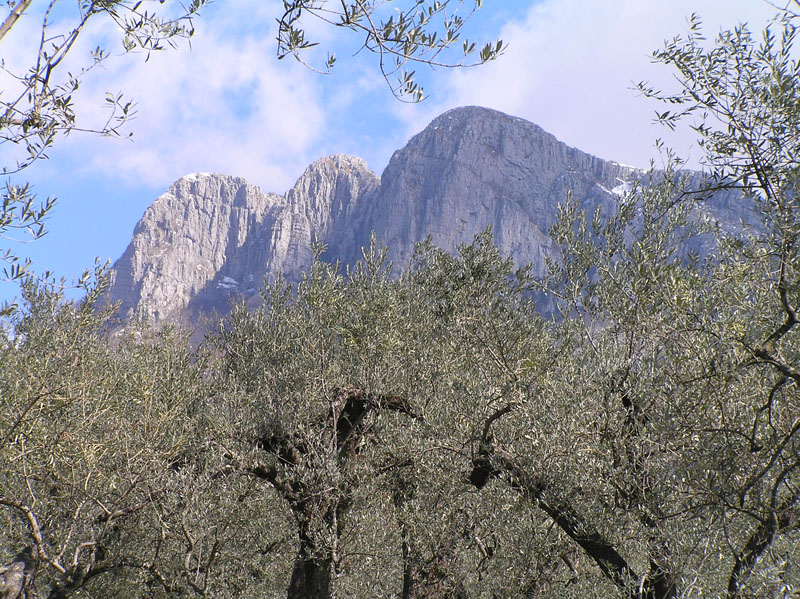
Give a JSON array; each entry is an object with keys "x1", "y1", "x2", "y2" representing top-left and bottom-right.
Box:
[
  {"x1": 107, "y1": 106, "x2": 728, "y2": 325},
  {"x1": 108, "y1": 156, "x2": 378, "y2": 323},
  {"x1": 355, "y1": 106, "x2": 634, "y2": 272},
  {"x1": 107, "y1": 173, "x2": 280, "y2": 322}
]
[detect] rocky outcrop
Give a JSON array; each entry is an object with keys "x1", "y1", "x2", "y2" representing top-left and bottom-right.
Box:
[
  {"x1": 108, "y1": 156, "x2": 378, "y2": 323},
  {"x1": 108, "y1": 106, "x2": 732, "y2": 325},
  {"x1": 107, "y1": 173, "x2": 280, "y2": 322},
  {"x1": 356, "y1": 106, "x2": 634, "y2": 272},
  {"x1": 262, "y1": 154, "x2": 379, "y2": 284}
]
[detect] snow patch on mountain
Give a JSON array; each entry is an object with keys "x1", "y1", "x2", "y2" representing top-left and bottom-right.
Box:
[
  {"x1": 598, "y1": 178, "x2": 633, "y2": 196},
  {"x1": 217, "y1": 276, "x2": 239, "y2": 290}
]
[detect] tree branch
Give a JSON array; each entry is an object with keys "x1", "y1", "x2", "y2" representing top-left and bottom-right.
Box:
[
  {"x1": 726, "y1": 489, "x2": 800, "y2": 599},
  {"x1": 0, "y1": 0, "x2": 33, "y2": 42}
]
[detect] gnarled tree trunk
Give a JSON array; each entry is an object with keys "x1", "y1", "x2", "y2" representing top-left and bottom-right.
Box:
[
  {"x1": 287, "y1": 537, "x2": 332, "y2": 599},
  {"x1": 249, "y1": 387, "x2": 416, "y2": 599},
  {"x1": 0, "y1": 548, "x2": 34, "y2": 599}
]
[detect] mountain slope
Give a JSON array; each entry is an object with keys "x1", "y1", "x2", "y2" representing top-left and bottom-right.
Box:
[
  {"x1": 353, "y1": 106, "x2": 634, "y2": 271},
  {"x1": 107, "y1": 106, "x2": 699, "y2": 324},
  {"x1": 108, "y1": 156, "x2": 378, "y2": 322}
]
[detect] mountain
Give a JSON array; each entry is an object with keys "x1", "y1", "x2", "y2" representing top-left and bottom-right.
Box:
[
  {"x1": 107, "y1": 156, "x2": 379, "y2": 323},
  {"x1": 105, "y1": 106, "x2": 728, "y2": 325},
  {"x1": 352, "y1": 108, "x2": 630, "y2": 270}
]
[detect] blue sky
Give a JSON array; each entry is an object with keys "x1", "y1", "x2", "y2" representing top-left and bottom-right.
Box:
[{"x1": 0, "y1": 0, "x2": 783, "y2": 305}]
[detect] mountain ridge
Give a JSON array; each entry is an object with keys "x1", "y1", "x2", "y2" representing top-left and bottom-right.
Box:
[{"x1": 106, "y1": 106, "x2": 705, "y2": 324}]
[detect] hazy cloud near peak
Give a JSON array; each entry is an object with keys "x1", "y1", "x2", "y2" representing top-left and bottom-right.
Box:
[
  {"x1": 391, "y1": 0, "x2": 781, "y2": 170},
  {"x1": 50, "y1": 0, "x2": 329, "y2": 194}
]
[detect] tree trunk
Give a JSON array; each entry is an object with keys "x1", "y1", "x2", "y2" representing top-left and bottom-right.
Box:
[
  {"x1": 287, "y1": 553, "x2": 332, "y2": 599},
  {"x1": 401, "y1": 536, "x2": 468, "y2": 599},
  {"x1": 0, "y1": 548, "x2": 34, "y2": 599},
  {"x1": 469, "y1": 446, "x2": 641, "y2": 594},
  {"x1": 254, "y1": 388, "x2": 415, "y2": 599},
  {"x1": 726, "y1": 494, "x2": 799, "y2": 599}
]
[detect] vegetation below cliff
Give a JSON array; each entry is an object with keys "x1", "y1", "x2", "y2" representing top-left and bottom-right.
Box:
[
  {"x1": 3, "y1": 167, "x2": 799, "y2": 597},
  {"x1": 3, "y1": 7, "x2": 800, "y2": 599}
]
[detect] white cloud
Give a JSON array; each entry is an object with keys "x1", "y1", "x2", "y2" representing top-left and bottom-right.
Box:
[
  {"x1": 38, "y1": 0, "x2": 328, "y2": 193},
  {"x1": 390, "y1": 0, "x2": 782, "y2": 169},
  {"x1": 1, "y1": 0, "x2": 788, "y2": 194}
]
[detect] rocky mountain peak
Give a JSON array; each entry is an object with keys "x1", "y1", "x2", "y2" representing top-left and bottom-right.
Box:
[
  {"x1": 107, "y1": 106, "x2": 720, "y2": 327},
  {"x1": 286, "y1": 154, "x2": 379, "y2": 232},
  {"x1": 107, "y1": 173, "x2": 281, "y2": 323},
  {"x1": 363, "y1": 105, "x2": 633, "y2": 268}
]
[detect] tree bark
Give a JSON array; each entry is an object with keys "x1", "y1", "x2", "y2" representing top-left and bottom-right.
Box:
[
  {"x1": 470, "y1": 400, "x2": 680, "y2": 599},
  {"x1": 0, "y1": 547, "x2": 34, "y2": 599},
  {"x1": 726, "y1": 493, "x2": 800, "y2": 599},
  {"x1": 469, "y1": 445, "x2": 645, "y2": 596},
  {"x1": 0, "y1": 0, "x2": 33, "y2": 42},
  {"x1": 252, "y1": 388, "x2": 415, "y2": 599},
  {"x1": 287, "y1": 547, "x2": 332, "y2": 599}
]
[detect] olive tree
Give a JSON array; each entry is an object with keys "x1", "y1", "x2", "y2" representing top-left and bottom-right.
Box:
[
  {"x1": 640, "y1": 12, "x2": 800, "y2": 595},
  {"x1": 209, "y1": 237, "x2": 568, "y2": 598},
  {"x1": 456, "y1": 11, "x2": 800, "y2": 599},
  {"x1": 0, "y1": 0, "x2": 206, "y2": 289},
  {"x1": 0, "y1": 274, "x2": 224, "y2": 597},
  {"x1": 213, "y1": 246, "x2": 422, "y2": 598},
  {"x1": 276, "y1": 0, "x2": 504, "y2": 101},
  {"x1": 0, "y1": 1, "x2": 507, "y2": 592}
]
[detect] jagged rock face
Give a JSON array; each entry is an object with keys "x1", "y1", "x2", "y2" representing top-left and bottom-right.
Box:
[
  {"x1": 108, "y1": 106, "x2": 697, "y2": 325},
  {"x1": 264, "y1": 155, "x2": 379, "y2": 284},
  {"x1": 359, "y1": 106, "x2": 633, "y2": 273},
  {"x1": 107, "y1": 174, "x2": 281, "y2": 322},
  {"x1": 108, "y1": 156, "x2": 378, "y2": 323}
]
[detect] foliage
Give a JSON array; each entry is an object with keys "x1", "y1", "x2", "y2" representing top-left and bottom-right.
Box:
[
  {"x1": 0, "y1": 182, "x2": 55, "y2": 289},
  {"x1": 211, "y1": 236, "x2": 564, "y2": 598},
  {"x1": 277, "y1": 0, "x2": 504, "y2": 101},
  {"x1": 214, "y1": 244, "x2": 424, "y2": 598},
  {"x1": 3, "y1": 5, "x2": 800, "y2": 599},
  {"x1": 487, "y1": 11, "x2": 800, "y2": 597},
  {"x1": 1, "y1": 200, "x2": 798, "y2": 598},
  {"x1": 0, "y1": 0, "x2": 206, "y2": 288},
  {"x1": 0, "y1": 274, "x2": 220, "y2": 597}
]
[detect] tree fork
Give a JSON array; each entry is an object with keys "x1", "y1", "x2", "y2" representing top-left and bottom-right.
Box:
[
  {"x1": 468, "y1": 405, "x2": 681, "y2": 598},
  {"x1": 252, "y1": 387, "x2": 417, "y2": 599},
  {"x1": 726, "y1": 492, "x2": 800, "y2": 599}
]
